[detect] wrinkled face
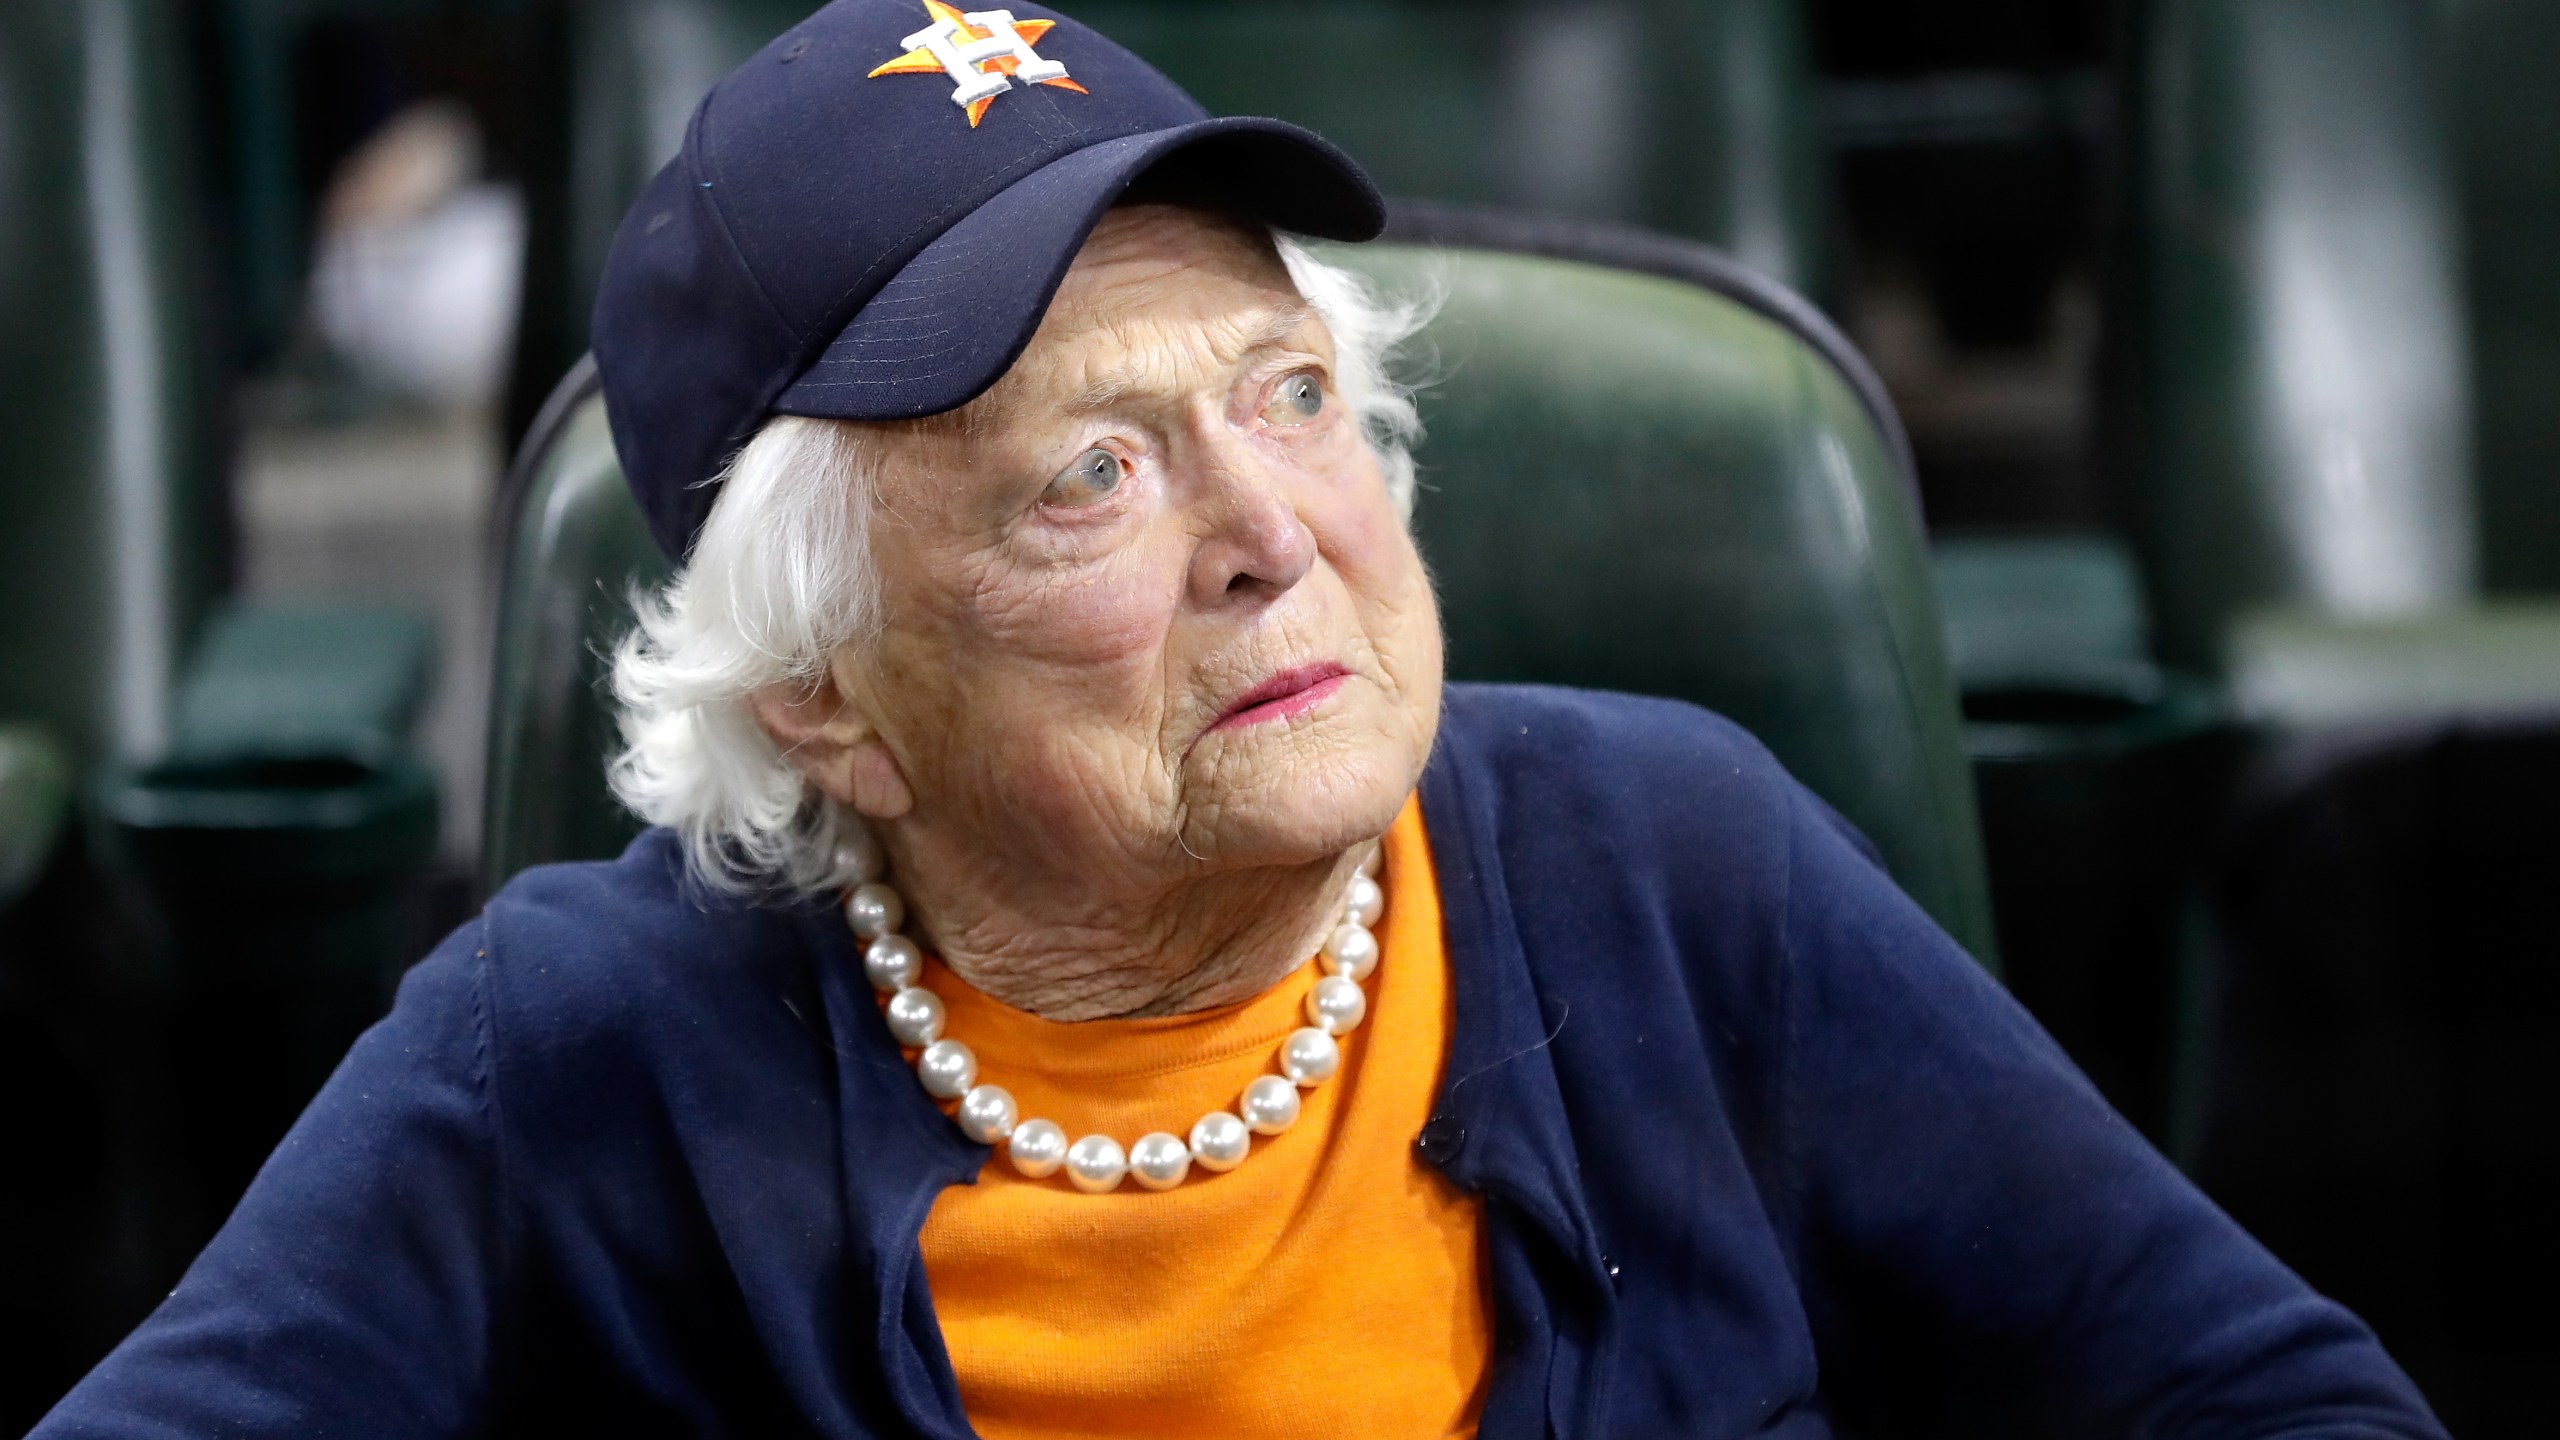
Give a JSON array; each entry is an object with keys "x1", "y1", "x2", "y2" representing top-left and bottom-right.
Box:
[{"x1": 841, "y1": 205, "x2": 1442, "y2": 882}]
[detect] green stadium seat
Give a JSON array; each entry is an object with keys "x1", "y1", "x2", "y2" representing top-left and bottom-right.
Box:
[
  {"x1": 2098, "y1": 0, "x2": 2560, "y2": 734},
  {"x1": 512, "y1": 0, "x2": 1824, "y2": 433},
  {"x1": 1931, "y1": 530, "x2": 2228, "y2": 1146},
  {"x1": 1934, "y1": 533, "x2": 2153, "y2": 687},
  {"x1": 2122, "y1": 0, "x2": 2475, "y2": 674},
  {"x1": 486, "y1": 210, "x2": 1998, "y2": 962}
]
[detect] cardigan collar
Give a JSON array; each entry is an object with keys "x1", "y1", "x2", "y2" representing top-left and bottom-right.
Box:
[
  {"x1": 1413, "y1": 718, "x2": 1625, "y2": 1437},
  {"x1": 797, "y1": 719, "x2": 1620, "y2": 1439},
  {"x1": 1413, "y1": 723, "x2": 1615, "y2": 1279}
]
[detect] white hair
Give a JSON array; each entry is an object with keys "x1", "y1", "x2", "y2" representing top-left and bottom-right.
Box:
[{"x1": 607, "y1": 234, "x2": 1436, "y2": 895}]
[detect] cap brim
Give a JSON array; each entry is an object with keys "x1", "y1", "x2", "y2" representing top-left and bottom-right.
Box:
[{"x1": 771, "y1": 117, "x2": 1383, "y2": 422}]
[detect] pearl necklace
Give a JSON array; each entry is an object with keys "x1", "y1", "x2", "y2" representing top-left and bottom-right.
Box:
[{"x1": 842, "y1": 839, "x2": 1386, "y2": 1193}]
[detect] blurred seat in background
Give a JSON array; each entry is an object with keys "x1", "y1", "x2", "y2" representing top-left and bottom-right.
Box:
[
  {"x1": 2106, "y1": 0, "x2": 2560, "y2": 1424},
  {"x1": 2125, "y1": 0, "x2": 2476, "y2": 673},
  {"x1": 1931, "y1": 533, "x2": 2231, "y2": 1148},
  {"x1": 0, "y1": 0, "x2": 445, "y2": 1425},
  {"x1": 486, "y1": 211, "x2": 1999, "y2": 968},
  {"x1": 506, "y1": 0, "x2": 1827, "y2": 442}
]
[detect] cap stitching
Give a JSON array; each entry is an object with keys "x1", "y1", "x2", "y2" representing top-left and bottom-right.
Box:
[
  {"x1": 784, "y1": 348, "x2": 986, "y2": 390},
  {"x1": 799, "y1": 325, "x2": 965, "y2": 360}
]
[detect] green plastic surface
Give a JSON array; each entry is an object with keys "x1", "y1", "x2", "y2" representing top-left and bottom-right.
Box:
[
  {"x1": 95, "y1": 754, "x2": 440, "y2": 889},
  {"x1": 486, "y1": 244, "x2": 1995, "y2": 960},
  {"x1": 1929, "y1": 539, "x2": 2224, "y2": 1147},
  {"x1": 98, "y1": 597, "x2": 442, "y2": 915},
  {"x1": 1933, "y1": 532, "x2": 2153, "y2": 688},
  {"x1": 170, "y1": 602, "x2": 436, "y2": 766},
  {"x1": 484, "y1": 396, "x2": 673, "y2": 886}
]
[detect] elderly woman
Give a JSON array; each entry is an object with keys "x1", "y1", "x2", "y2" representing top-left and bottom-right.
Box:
[{"x1": 41, "y1": 2, "x2": 2441, "y2": 1437}]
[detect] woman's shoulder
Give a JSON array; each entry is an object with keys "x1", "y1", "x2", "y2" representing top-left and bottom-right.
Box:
[
  {"x1": 469, "y1": 830, "x2": 828, "y2": 1062},
  {"x1": 1426, "y1": 683, "x2": 1832, "y2": 984},
  {"x1": 1438, "y1": 681, "x2": 1785, "y2": 771},
  {"x1": 1433, "y1": 682, "x2": 1802, "y2": 838},
  {"x1": 1427, "y1": 681, "x2": 1895, "y2": 983}
]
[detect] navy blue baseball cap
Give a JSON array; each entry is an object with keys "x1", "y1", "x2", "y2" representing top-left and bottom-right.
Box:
[{"x1": 592, "y1": 0, "x2": 1387, "y2": 560}]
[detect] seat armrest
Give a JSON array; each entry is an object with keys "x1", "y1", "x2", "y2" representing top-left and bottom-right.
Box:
[
  {"x1": 2228, "y1": 603, "x2": 2560, "y2": 730},
  {"x1": 1934, "y1": 533, "x2": 2154, "y2": 688}
]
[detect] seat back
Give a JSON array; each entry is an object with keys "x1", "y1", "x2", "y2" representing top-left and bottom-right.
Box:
[
  {"x1": 2122, "y1": 0, "x2": 2473, "y2": 671},
  {"x1": 488, "y1": 219, "x2": 1995, "y2": 957},
  {"x1": 0, "y1": 0, "x2": 224, "y2": 766},
  {"x1": 485, "y1": 371, "x2": 672, "y2": 881},
  {"x1": 512, "y1": 0, "x2": 1823, "y2": 421}
]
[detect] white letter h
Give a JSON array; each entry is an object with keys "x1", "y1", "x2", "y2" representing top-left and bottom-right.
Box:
[{"x1": 902, "y1": 9, "x2": 1069, "y2": 108}]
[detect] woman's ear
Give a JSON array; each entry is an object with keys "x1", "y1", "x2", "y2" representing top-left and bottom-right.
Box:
[{"x1": 747, "y1": 665, "x2": 915, "y2": 820}]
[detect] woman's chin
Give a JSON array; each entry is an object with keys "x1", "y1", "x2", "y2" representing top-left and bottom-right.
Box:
[{"x1": 1178, "y1": 725, "x2": 1419, "y2": 866}]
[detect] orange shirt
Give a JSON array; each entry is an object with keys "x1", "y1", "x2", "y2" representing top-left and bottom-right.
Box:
[{"x1": 914, "y1": 795, "x2": 1489, "y2": 1439}]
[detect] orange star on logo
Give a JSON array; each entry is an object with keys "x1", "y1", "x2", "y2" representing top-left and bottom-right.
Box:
[{"x1": 869, "y1": 1, "x2": 1088, "y2": 128}]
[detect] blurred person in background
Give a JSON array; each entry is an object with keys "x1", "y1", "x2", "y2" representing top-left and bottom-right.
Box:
[{"x1": 32, "y1": 2, "x2": 2446, "y2": 1435}]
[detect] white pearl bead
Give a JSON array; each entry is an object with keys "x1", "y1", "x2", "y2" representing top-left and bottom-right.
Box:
[
  {"x1": 1009, "y1": 1117, "x2": 1067, "y2": 1177},
  {"x1": 1319, "y1": 922, "x2": 1379, "y2": 982},
  {"x1": 916, "y1": 1038, "x2": 976, "y2": 1099},
  {"x1": 1065, "y1": 1135, "x2": 1127, "y2": 1193},
  {"x1": 1241, "y1": 1074, "x2": 1302, "y2": 1134},
  {"x1": 845, "y1": 882, "x2": 905, "y2": 940},
  {"x1": 884, "y1": 986, "x2": 944, "y2": 1047},
  {"x1": 1128, "y1": 1132, "x2": 1191, "y2": 1190},
  {"x1": 864, "y1": 934, "x2": 923, "y2": 992},
  {"x1": 1189, "y1": 1111, "x2": 1250, "y2": 1171},
  {"x1": 1306, "y1": 973, "x2": 1368, "y2": 1035},
  {"x1": 956, "y1": 1084, "x2": 1017, "y2": 1144},
  {"x1": 1359, "y1": 843, "x2": 1382, "y2": 878},
  {"x1": 832, "y1": 826, "x2": 884, "y2": 885},
  {"x1": 1345, "y1": 873, "x2": 1384, "y2": 928},
  {"x1": 1281, "y1": 1026, "x2": 1341, "y2": 1086}
]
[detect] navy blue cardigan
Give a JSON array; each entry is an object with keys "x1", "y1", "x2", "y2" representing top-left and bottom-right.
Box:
[{"x1": 37, "y1": 685, "x2": 2441, "y2": 1439}]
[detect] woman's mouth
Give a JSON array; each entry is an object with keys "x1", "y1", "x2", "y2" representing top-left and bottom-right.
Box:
[{"x1": 1208, "y1": 663, "x2": 1352, "y2": 733}]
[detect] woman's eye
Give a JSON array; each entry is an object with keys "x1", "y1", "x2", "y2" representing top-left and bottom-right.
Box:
[
  {"x1": 1263, "y1": 371, "x2": 1325, "y2": 425},
  {"x1": 1041, "y1": 447, "x2": 1125, "y2": 507}
]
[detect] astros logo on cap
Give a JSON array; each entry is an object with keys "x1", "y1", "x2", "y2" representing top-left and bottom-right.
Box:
[{"x1": 869, "y1": 1, "x2": 1088, "y2": 127}]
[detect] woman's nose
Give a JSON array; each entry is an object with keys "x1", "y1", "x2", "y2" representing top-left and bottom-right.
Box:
[{"x1": 1187, "y1": 441, "x2": 1316, "y2": 607}]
